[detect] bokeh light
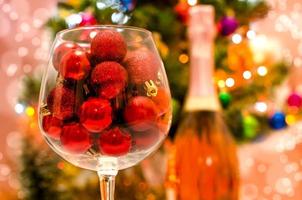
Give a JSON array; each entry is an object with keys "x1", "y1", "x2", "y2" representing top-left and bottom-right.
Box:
[
  {"x1": 225, "y1": 77, "x2": 235, "y2": 87},
  {"x1": 257, "y1": 65, "x2": 268, "y2": 76},
  {"x1": 255, "y1": 101, "x2": 268, "y2": 113},
  {"x1": 25, "y1": 106, "x2": 35, "y2": 117},
  {"x1": 247, "y1": 30, "x2": 256, "y2": 40},
  {"x1": 232, "y1": 34, "x2": 242, "y2": 44},
  {"x1": 217, "y1": 80, "x2": 225, "y2": 88},
  {"x1": 14, "y1": 103, "x2": 24, "y2": 114},
  {"x1": 187, "y1": 0, "x2": 197, "y2": 6},
  {"x1": 178, "y1": 54, "x2": 189, "y2": 64},
  {"x1": 243, "y1": 70, "x2": 252, "y2": 80}
]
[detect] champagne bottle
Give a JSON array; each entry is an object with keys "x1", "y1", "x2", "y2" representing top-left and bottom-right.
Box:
[{"x1": 173, "y1": 5, "x2": 239, "y2": 200}]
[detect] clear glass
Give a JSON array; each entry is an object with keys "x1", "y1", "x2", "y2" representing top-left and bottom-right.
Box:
[{"x1": 38, "y1": 25, "x2": 172, "y2": 199}]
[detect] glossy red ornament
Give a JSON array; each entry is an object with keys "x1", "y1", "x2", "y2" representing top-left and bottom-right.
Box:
[
  {"x1": 47, "y1": 86, "x2": 75, "y2": 120},
  {"x1": 61, "y1": 123, "x2": 92, "y2": 153},
  {"x1": 59, "y1": 49, "x2": 91, "y2": 80},
  {"x1": 91, "y1": 30, "x2": 127, "y2": 62},
  {"x1": 52, "y1": 42, "x2": 80, "y2": 71},
  {"x1": 151, "y1": 87, "x2": 171, "y2": 115},
  {"x1": 91, "y1": 61, "x2": 128, "y2": 99},
  {"x1": 99, "y1": 127, "x2": 131, "y2": 156},
  {"x1": 287, "y1": 93, "x2": 302, "y2": 108},
  {"x1": 123, "y1": 49, "x2": 159, "y2": 84},
  {"x1": 124, "y1": 96, "x2": 158, "y2": 131},
  {"x1": 42, "y1": 115, "x2": 63, "y2": 140},
  {"x1": 80, "y1": 98, "x2": 112, "y2": 133},
  {"x1": 174, "y1": 2, "x2": 190, "y2": 24}
]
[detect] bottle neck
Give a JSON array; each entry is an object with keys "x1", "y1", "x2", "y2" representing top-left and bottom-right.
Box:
[
  {"x1": 188, "y1": 38, "x2": 215, "y2": 97},
  {"x1": 185, "y1": 41, "x2": 220, "y2": 111},
  {"x1": 184, "y1": 9, "x2": 220, "y2": 112}
]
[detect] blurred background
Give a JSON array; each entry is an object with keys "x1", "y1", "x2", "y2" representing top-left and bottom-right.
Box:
[{"x1": 1, "y1": 0, "x2": 302, "y2": 199}]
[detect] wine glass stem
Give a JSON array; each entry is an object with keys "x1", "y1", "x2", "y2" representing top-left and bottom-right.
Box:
[{"x1": 98, "y1": 172, "x2": 116, "y2": 200}]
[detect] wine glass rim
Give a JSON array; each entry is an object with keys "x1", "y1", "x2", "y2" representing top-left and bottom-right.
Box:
[{"x1": 57, "y1": 25, "x2": 152, "y2": 41}]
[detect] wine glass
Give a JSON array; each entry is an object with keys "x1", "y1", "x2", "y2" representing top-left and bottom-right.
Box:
[{"x1": 38, "y1": 25, "x2": 172, "y2": 199}]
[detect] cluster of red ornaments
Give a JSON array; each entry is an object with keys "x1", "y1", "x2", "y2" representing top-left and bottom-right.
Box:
[{"x1": 42, "y1": 29, "x2": 170, "y2": 156}]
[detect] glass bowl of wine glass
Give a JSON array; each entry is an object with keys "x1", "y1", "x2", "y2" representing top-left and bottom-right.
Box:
[{"x1": 38, "y1": 25, "x2": 172, "y2": 199}]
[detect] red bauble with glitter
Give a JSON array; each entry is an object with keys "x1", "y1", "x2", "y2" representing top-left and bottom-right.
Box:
[
  {"x1": 42, "y1": 115, "x2": 63, "y2": 140},
  {"x1": 99, "y1": 127, "x2": 131, "y2": 156},
  {"x1": 91, "y1": 61, "x2": 128, "y2": 99},
  {"x1": 59, "y1": 49, "x2": 91, "y2": 80},
  {"x1": 47, "y1": 86, "x2": 75, "y2": 120},
  {"x1": 80, "y1": 98, "x2": 112, "y2": 133},
  {"x1": 98, "y1": 82, "x2": 127, "y2": 100},
  {"x1": 123, "y1": 49, "x2": 159, "y2": 84},
  {"x1": 52, "y1": 42, "x2": 80, "y2": 71},
  {"x1": 91, "y1": 62, "x2": 127, "y2": 84},
  {"x1": 124, "y1": 96, "x2": 158, "y2": 131},
  {"x1": 61, "y1": 123, "x2": 92, "y2": 153},
  {"x1": 91, "y1": 30, "x2": 127, "y2": 62}
]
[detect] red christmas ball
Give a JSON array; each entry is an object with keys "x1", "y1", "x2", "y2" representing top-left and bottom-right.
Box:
[
  {"x1": 91, "y1": 61, "x2": 127, "y2": 84},
  {"x1": 47, "y1": 86, "x2": 75, "y2": 120},
  {"x1": 151, "y1": 87, "x2": 171, "y2": 116},
  {"x1": 98, "y1": 82, "x2": 127, "y2": 100},
  {"x1": 124, "y1": 96, "x2": 158, "y2": 131},
  {"x1": 287, "y1": 93, "x2": 302, "y2": 107},
  {"x1": 91, "y1": 30, "x2": 127, "y2": 62},
  {"x1": 59, "y1": 49, "x2": 91, "y2": 80},
  {"x1": 61, "y1": 123, "x2": 92, "y2": 153},
  {"x1": 174, "y1": 2, "x2": 190, "y2": 24},
  {"x1": 80, "y1": 98, "x2": 112, "y2": 133},
  {"x1": 91, "y1": 61, "x2": 128, "y2": 99},
  {"x1": 42, "y1": 115, "x2": 63, "y2": 140},
  {"x1": 52, "y1": 42, "x2": 80, "y2": 71},
  {"x1": 123, "y1": 49, "x2": 159, "y2": 84},
  {"x1": 99, "y1": 127, "x2": 131, "y2": 156}
]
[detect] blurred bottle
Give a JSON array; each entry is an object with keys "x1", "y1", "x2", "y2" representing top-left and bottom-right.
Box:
[{"x1": 169, "y1": 5, "x2": 239, "y2": 200}]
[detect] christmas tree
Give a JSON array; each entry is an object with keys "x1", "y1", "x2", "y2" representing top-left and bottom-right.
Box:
[{"x1": 19, "y1": 0, "x2": 289, "y2": 199}]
